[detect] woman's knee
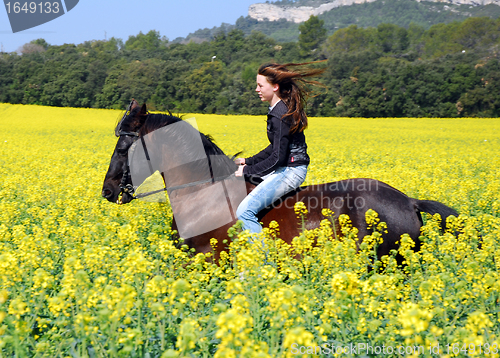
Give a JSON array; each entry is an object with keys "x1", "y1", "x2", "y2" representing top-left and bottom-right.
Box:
[
  {"x1": 236, "y1": 201, "x2": 253, "y2": 220},
  {"x1": 236, "y1": 204, "x2": 245, "y2": 220}
]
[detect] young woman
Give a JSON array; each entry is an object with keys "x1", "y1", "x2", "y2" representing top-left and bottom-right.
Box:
[{"x1": 234, "y1": 62, "x2": 325, "y2": 234}]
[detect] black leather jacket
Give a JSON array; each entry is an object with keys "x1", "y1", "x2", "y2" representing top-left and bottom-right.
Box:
[{"x1": 243, "y1": 100, "x2": 310, "y2": 177}]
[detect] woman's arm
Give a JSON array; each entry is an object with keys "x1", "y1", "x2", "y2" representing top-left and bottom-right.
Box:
[
  {"x1": 235, "y1": 164, "x2": 246, "y2": 177},
  {"x1": 244, "y1": 145, "x2": 272, "y2": 165},
  {"x1": 243, "y1": 116, "x2": 290, "y2": 176}
]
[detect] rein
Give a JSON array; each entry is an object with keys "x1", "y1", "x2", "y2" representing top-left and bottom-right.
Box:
[{"x1": 134, "y1": 174, "x2": 234, "y2": 199}]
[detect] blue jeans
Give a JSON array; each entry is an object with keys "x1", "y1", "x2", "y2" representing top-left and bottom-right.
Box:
[{"x1": 236, "y1": 165, "x2": 307, "y2": 234}]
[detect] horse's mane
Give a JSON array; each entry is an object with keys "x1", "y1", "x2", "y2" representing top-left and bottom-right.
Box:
[
  {"x1": 133, "y1": 111, "x2": 237, "y2": 178},
  {"x1": 139, "y1": 113, "x2": 182, "y2": 134}
]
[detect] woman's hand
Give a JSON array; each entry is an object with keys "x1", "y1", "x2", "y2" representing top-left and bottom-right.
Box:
[
  {"x1": 235, "y1": 164, "x2": 246, "y2": 177},
  {"x1": 234, "y1": 158, "x2": 245, "y2": 165}
]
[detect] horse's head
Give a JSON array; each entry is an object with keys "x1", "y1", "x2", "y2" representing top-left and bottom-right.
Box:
[
  {"x1": 102, "y1": 99, "x2": 148, "y2": 204},
  {"x1": 103, "y1": 100, "x2": 241, "y2": 207}
]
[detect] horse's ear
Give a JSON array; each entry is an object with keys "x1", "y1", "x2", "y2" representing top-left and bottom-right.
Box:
[
  {"x1": 140, "y1": 103, "x2": 147, "y2": 115},
  {"x1": 131, "y1": 99, "x2": 139, "y2": 110}
]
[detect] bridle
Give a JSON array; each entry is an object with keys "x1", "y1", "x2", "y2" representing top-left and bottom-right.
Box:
[
  {"x1": 115, "y1": 101, "x2": 142, "y2": 202},
  {"x1": 117, "y1": 135, "x2": 138, "y2": 200}
]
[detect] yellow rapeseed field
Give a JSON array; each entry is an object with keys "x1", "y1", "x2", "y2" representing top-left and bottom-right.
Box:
[{"x1": 0, "y1": 103, "x2": 499, "y2": 357}]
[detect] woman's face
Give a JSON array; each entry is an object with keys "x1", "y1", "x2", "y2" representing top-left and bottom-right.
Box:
[{"x1": 255, "y1": 74, "x2": 279, "y2": 104}]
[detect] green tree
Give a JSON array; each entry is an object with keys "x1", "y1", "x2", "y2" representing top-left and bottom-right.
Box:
[
  {"x1": 298, "y1": 15, "x2": 327, "y2": 56},
  {"x1": 422, "y1": 22, "x2": 462, "y2": 57},
  {"x1": 458, "y1": 60, "x2": 500, "y2": 117},
  {"x1": 211, "y1": 29, "x2": 246, "y2": 64},
  {"x1": 30, "y1": 38, "x2": 50, "y2": 50},
  {"x1": 322, "y1": 25, "x2": 374, "y2": 56},
  {"x1": 454, "y1": 17, "x2": 500, "y2": 49},
  {"x1": 376, "y1": 23, "x2": 409, "y2": 53},
  {"x1": 96, "y1": 58, "x2": 166, "y2": 109},
  {"x1": 124, "y1": 30, "x2": 166, "y2": 51},
  {"x1": 407, "y1": 22, "x2": 425, "y2": 47},
  {"x1": 183, "y1": 61, "x2": 228, "y2": 113},
  {"x1": 1, "y1": 16, "x2": 500, "y2": 117}
]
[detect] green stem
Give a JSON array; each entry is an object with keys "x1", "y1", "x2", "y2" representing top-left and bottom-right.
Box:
[{"x1": 160, "y1": 318, "x2": 165, "y2": 351}]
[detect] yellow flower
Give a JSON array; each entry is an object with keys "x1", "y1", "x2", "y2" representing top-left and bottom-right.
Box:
[
  {"x1": 0, "y1": 290, "x2": 8, "y2": 304},
  {"x1": 0, "y1": 103, "x2": 499, "y2": 356},
  {"x1": 465, "y1": 311, "x2": 493, "y2": 335},
  {"x1": 177, "y1": 318, "x2": 201, "y2": 353},
  {"x1": 8, "y1": 298, "x2": 28, "y2": 318},
  {"x1": 398, "y1": 302, "x2": 433, "y2": 337},
  {"x1": 331, "y1": 272, "x2": 360, "y2": 296},
  {"x1": 283, "y1": 327, "x2": 317, "y2": 358},
  {"x1": 294, "y1": 201, "x2": 308, "y2": 217}
]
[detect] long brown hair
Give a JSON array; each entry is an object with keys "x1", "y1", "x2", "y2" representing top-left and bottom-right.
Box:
[{"x1": 258, "y1": 61, "x2": 326, "y2": 134}]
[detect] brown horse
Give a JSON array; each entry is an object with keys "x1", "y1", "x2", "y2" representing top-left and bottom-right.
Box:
[{"x1": 102, "y1": 101, "x2": 458, "y2": 260}]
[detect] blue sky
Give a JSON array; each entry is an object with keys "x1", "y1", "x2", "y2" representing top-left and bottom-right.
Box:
[{"x1": 1, "y1": 0, "x2": 262, "y2": 52}]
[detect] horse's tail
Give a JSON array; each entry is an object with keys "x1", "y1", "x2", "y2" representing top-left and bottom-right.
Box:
[{"x1": 414, "y1": 199, "x2": 458, "y2": 229}]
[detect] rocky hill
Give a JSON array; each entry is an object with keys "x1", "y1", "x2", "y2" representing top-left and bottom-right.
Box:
[
  {"x1": 173, "y1": 0, "x2": 500, "y2": 44},
  {"x1": 249, "y1": 0, "x2": 500, "y2": 22}
]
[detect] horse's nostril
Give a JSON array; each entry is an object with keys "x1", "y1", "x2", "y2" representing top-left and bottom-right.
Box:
[{"x1": 102, "y1": 188, "x2": 112, "y2": 198}]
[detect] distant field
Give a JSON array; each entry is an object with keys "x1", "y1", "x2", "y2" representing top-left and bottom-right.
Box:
[{"x1": 0, "y1": 103, "x2": 499, "y2": 357}]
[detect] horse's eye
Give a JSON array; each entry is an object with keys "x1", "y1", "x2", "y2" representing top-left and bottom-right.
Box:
[{"x1": 116, "y1": 148, "x2": 129, "y2": 156}]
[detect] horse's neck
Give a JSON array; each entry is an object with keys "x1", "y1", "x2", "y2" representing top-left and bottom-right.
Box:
[
  {"x1": 164, "y1": 159, "x2": 212, "y2": 188},
  {"x1": 140, "y1": 119, "x2": 237, "y2": 192}
]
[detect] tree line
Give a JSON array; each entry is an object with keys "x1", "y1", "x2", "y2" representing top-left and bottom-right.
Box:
[{"x1": 0, "y1": 16, "x2": 499, "y2": 117}]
